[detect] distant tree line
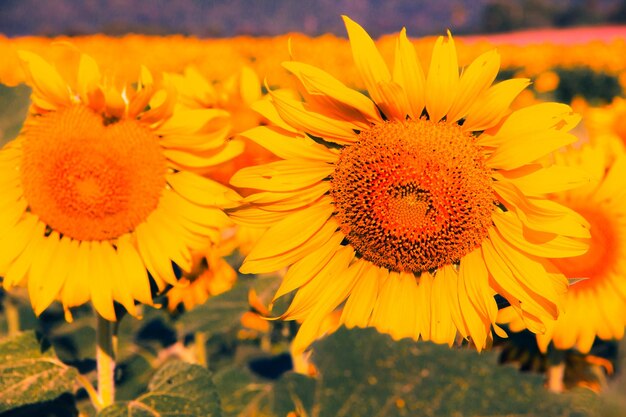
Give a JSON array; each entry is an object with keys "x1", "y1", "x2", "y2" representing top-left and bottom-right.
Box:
[{"x1": 482, "y1": 0, "x2": 626, "y2": 33}]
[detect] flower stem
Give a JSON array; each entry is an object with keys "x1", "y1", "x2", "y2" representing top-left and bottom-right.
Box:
[
  {"x1": 194, "y1": 331, "x2": 208, "y2": 367},
  {"x1": 76, "y1": 374, "x2": 102, "y2": 410},
  {"x1": 96, "y1": 314, "x2": 117, "y2": 408},
  {"x1": 546, "y1": 362, "x2": 565, "y2": 393},
  {"x1": 3, "y1": 294, "x2": 20, "y2": 337}
]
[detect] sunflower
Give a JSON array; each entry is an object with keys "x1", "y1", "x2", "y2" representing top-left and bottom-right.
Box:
[
  {"x1": 166, "y1": 241, "x2": 237, "y2": 312},
  {"x1": 169, "y1": 66, "x2": 279, "y2": 186},
  {"x1": 0, "y1": 51, "x2": 243, "y2": 321},
  {"x1": 584, "y1": 96, "x2": 626, "y2": 159},
  {"x1": 499, "y1": 140, "x2": 626, "y2": 353},
  {"x1": 229, "y1": 16, "x2": 592, "y2": 353}
]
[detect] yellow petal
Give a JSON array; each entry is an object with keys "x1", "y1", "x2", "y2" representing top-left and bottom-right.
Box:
[
  {"x1": 341, "y1": 261, "x2": 381, "y2": 328},
  {"x1": 117, "y1": 234, "x2": 153, "y2": 306},
  {"x1": 480, "y1": 102, "x2": 579, "y2": 147},
  {"x1": 282, "y1": 245, "x2": 354, "y2": 320},
  {"x1": 167, "y1": 171, "x2": 243, "y2": 209},
  {"x1": 239, "y1": 66, "x2": 262, "y2": 104},
  {"x1": 230, "y1": 159, "x2": 333, "y2": 192},
  {"x1": 487, "y1": 129, "x2": 577, "y2": 170},
  {"x1": 370, "y1": 270, "x2": 419, "y2": 340},
  {"x1": 243, "y1": 182, "x2": 329, "y2": 211},
  {"x1": 459, "y1": 248, "x2": 496, "y2": 323},
  {"x1": 77, "y1": 54, "x2": 104, "y2": 110},
  {"x1": 425, "y1": 32, "x2": 459, "y2": 122},
  {"x1": 342, "y1": 15, "x2": 391, "y2": 107},
  {"x1": 283, "y1": 61, "x2": 381, "y2": 124},
  {"x1": 164, "y1": 139, "x2": 244, "y2": 169},
  {"x1": 493, "y1": 181, "x2": 590, "y2": 239},
  {"x1": 291, "y1": 255, "x2": 361, "y2": 353},
  {"x1": 158, "y1": 108, "x2": 229, "y2": 135},
  {"x1": 274, "y1": 232, "x2": 344, "y2": 301},
  {"x1": 393, "y1": 28, "x2": 426, "y2": 119},
  {"x1": 592, "y1": 153, "x2": 626, "y2": 203},
  {"x1": 244, "y1": 200, "x2": 334, "y2": 262},
  {"x1": 136, "y1": 221, "x2": 178, "y2": 288},
  {"x1": 494, "y1": 165, "x2": 591, "y2": 197},
  {"x1": 439, "y1": 264, "x2": 467, "y2": 340},
  {"x1": 241, "y1": 126, "x2": 338, "y2": 162},
  {"x1": 89, "y1": 241, "x2": 117, "y2": 321},
  {"x1": 488, "y1": 230, "x2": 565, "y2": 318},
  {"x1": 430, "y1": 266, "x2": 458, "y2": 345},
  {"x1": 18, "y1": 50, "x2": 72, "y2": 109},
  {"x1": 375, "y1": 80, "x2": 410, "y2": 120},
  {"x1": 160, "y1": 129, "x2": 231, "y2": 153},
  {"x1": 416, "y1": 271, "x2": 434, "y2": 341},
  {"x1": 447, "y1": 49, "x2": 500, "y2": 124},
  {"x1": 31, "y1": 235, "x2": 74, "y2": 316},
  {"x1": 146, "y1": 209, "x2": 192, "y2": 273},
  {"x1": 0, "y1": 215, "x2": 42, "y2": 276},
  {"x1": 492, "y1": 210, "x2": 588, "y2": 258},
  {"x1": 250, "y1": 95, "x2": 299, "y2": 133},
  {"x1": 241, "y1": 216, "x2": 339, "y2": 275},
  {"x1": 61, "y1": 240, "x2": 91, "y2": 310},
  {"x1": 458, "y1": 250, "x2": 495, "y2": 350},
  {"x1": 228, "y1": 206, "x2": 293, "y2": 228},
  {"x1": 463, "y1": 78, "x2": 530, "y2": 132},
  {"x1": 3, "y1": 224, "x2": 46, "y2": 290},
  {"x1": 103, "y1": 242, "x2": 138, "y2": 317},
  {"x1": 481, "y1": 238, "x2": 553, "y2": 327},
  {"x1": 269, "y1": 88, "x2": 359, "y2": 144}
]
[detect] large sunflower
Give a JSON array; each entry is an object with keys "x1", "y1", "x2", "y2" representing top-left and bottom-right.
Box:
[
  {"x1": 0, "y1": 51, "x2": 242, "y2": 321},
  {"x1": 500, "y1": 141, "x2": 626, "y2": 353},
  {"x1": 230, "y1": 16, "x2": 591, "y2": 353}
]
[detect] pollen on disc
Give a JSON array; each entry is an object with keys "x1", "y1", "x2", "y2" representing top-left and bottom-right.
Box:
[
  {"x1": 20, "y1": 106, "x2": 166, "y2": 241},
  {"x1": 330, "y1": 119, "x2": 496, "y2": 273}
]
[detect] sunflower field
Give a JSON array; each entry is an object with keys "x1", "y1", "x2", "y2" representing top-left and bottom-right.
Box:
[{"x1": 2, "y1": 2, "x2": 626, "y2": 416}]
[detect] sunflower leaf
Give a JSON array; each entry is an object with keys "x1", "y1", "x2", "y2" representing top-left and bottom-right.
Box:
[
  {"x1": 178, "y1": 274, "x2": 282, "y2": 337},
  {"x1": 262, "y1": 327, "x2": 603, "y2": 417},
  {"x1": 212, "y1": 362, "x2": 314, "y2": 417},
  {"x1": 0, "y1": 84, "x2": 31, "y2": 147},
  {"x1": 0, "y1": 330, "x2": 79, "y2": 412},
  {"x1": 97, "y1": 360, "x2": 221, "y2": 417}
]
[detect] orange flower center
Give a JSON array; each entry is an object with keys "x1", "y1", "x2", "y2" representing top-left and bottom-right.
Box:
[
  {"x1": 330, "y1": 119, "x2": 495, "y2": 273},
  {"x1": 20, "y1": 106, "x2": 167, "y2": 241},
  {"x1": 550, "y1": 206, "x2": 619, "y2": 290}
]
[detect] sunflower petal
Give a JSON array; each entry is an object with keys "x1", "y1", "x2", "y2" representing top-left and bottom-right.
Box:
[
  {"x1": 342, "y1": 15, "x2": 391, "y2": 106},
  {"x1": 393, "y1": 28, "x2": 426, "y2": 119},
  {"x1": 425, "y1": 32, "x2": 459, "y2": 122},
  {"x1": 447, "y1": 49, "x2": 500, "y2": 124},
  {"x1": 241, "y1": 126, "x2": 338, "y2": 162}
]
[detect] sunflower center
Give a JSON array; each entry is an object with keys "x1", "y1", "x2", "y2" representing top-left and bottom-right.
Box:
[
  {"x1": 20, "y1": 106, "x2": 167, "y2": 241},
  {"x1": 550, "y1": 206, "x2": 619, "y2": 289},
  {"x1": 330, "y1": 119, "x2": 495, "y2": 273}
]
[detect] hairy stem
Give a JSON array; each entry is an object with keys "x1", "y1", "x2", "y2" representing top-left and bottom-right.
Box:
[{"x1": 96, "y1": 314, "x2": 117, "y2": 408}]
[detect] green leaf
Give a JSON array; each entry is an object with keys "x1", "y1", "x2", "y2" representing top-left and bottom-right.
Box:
[
  {"x1": 213, "y1": 363, "x2": 313, "y2": 417},
  {"x1": 0, "y1": 84, "x2": 31, "y2": 147},
  {"x1": 213, "y1": 366, "x2": 272, "y2": 417},
  {"x1": 264, "y1": 327, "x2": 603, "y2": 417},
  {"x1": 178, "y1": 275, "x2": 281, "y2": 337},
  {"x1": 97, "y1": 360, "x2": 221, "y2": 417},
  {"x1": 0, "y1": 331, "x2": 79, "y2": 412}
]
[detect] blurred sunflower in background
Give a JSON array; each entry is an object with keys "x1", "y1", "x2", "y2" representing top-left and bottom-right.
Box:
[
  {"x1": 0, "y1": 51, "x2": 243, "y2": 322},
  {"x1": 230, "y1": 16, "x2": 591, "y2": 353},
  {"x1": 584, "y1": 96, "x2": 626, "y2": 159},
  {"x1": 498, "y1": 139, "x2": 626, "y2": 390},
  {"x1": 165, "y1": 240, "x2": 237, "y2": 312},
  {"x1": 170, "y1": 65, "x2": 279, "y2": 188}
]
